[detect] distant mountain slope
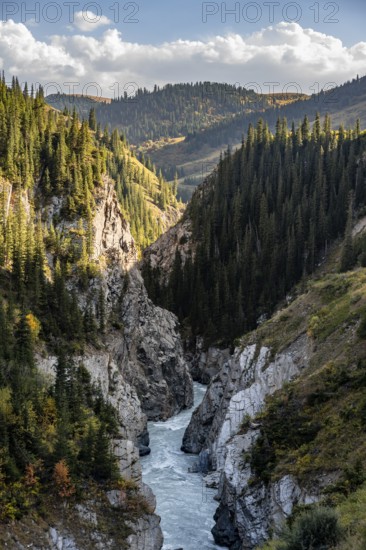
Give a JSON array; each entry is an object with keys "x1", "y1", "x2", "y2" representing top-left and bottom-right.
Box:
[
  {"x1": 182, "y1": 75, "x2": 366, "y2": 151},
  {"x1": 146, "y1": 75, "x2": 366, "y2": 199},
  {"x1": 46, "y1": 83, "x2": 306, "y2": 145}
]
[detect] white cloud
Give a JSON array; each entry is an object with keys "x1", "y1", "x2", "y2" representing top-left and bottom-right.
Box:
[
  {"x1": 0, "y1": 20, "x2": 365, "y2": 97},
  {"x1": 73, "y1": 10, "x2": 112, "y2": 32},
  {"x1": 24, "y1": 18, "x2": 39, "y2": 28},
  {"x1": 0, "y1": 20, "x2": 83, "y2": 82}
]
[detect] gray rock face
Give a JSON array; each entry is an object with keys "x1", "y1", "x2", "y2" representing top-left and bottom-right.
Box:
[
  {"x1": 183, "y1": 335, "x2": 309, "y2": 462},
  {"x1": 44, "y1": 496, "x2": 164, "y2": 550},
  {"x1": 93, "y1": 177, "x2": 137, "y2": 271},
  {"x1": 126, "y1": 515, "x2": 164, "y2": 550},
  {"x1": 120, "y1": 267, "x2": 193, "y2": 420},
  {"x1": 143, "y1": 218, "x2": 193, "y2": 284},
  {"x1": 187, "y1": 338, "x2": 230, "y2": 383},
  {"x1": 49, "y1": 527, "x2": 79, "y2": 550},
  {"x1": 182, "y1": 335, "x2": 316, "y2": 549},
  {"x1": 216, "y1": 434, "x2": 320, "y2": 549},
  {"x1": 91, "y1": 178, "x2": 193, "y2": 421}
]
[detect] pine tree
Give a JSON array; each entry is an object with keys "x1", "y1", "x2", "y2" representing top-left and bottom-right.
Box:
[
  {"x1": 340, "y1": 193, "x2": 354, "y2": 272},
  {"x1": 88, "y1": 108, "x2": 97, "y2": 131},
  {"x1": 92, "y1": 425, "x2": 118, "y2": 481}
]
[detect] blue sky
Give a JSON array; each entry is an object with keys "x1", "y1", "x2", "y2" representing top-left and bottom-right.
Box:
[
  {"x1": 120, "y1": 0, "x2": 365, "y2": 47},
  {"x1": 4, "y1": 0, "x2": 364, "y2": 45},
  {"x1": 0, "y1": 0, "x2": 365, "y2": 95}
]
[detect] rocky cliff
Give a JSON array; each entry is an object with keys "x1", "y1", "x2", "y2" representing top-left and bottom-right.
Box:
[
  {"x1": 182, "y1": 335, "x2": 315, "y2": 548},
  {"x1": 33, "y1": 177, "x2": 193, "y2": 549},
  {"x1": 1, "y1": 482, "x2": 164, "y2": 550},
  {"x1": 143, "y1": 217, "x2": 193, "y2": 284},
  {"x1": 91, "y1": 179, "x2": 193, "y2": 421}
]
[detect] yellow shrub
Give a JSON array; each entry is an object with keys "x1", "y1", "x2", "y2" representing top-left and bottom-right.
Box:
[{"x1": 26, "y1": 313, "x2": 41, "y2": 342}]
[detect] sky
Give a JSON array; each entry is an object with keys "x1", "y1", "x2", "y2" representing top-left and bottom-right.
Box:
[{"x1": 0, "y1": 0, "x2": 365, "y2": 97}]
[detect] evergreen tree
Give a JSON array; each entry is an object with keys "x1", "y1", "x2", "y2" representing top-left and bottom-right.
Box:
[{"x1": 340, "y1": 193, "x2": 355, "y2": 272}]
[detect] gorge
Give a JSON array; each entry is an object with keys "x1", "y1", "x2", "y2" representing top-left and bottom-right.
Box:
[{"x1": 1, "y1": 74, "x2": 366, "y2": 550}]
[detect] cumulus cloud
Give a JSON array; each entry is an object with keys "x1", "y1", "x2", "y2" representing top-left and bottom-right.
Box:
[
  {"x1": 73, "y1": 10, "x2": 112, "y2": 32},
  {"x1": 0, "y1": 20, "x2": 365, "y2": 97},
  {"x1": 0, "y1": 20, "x2": 84, "y2": 81}
]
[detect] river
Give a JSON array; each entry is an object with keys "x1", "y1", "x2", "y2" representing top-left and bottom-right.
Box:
[{"x1": 141, "y1": 382, "x2": 226, "y2": 550}]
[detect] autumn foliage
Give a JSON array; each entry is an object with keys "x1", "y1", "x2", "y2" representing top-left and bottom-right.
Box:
[{"x1": 53, "y1": 460, "x2": 76, "y2": 498}]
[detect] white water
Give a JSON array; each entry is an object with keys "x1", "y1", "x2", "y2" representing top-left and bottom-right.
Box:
[{"x1": 141, "y1": 383, "x2": 226, "y2": 550}]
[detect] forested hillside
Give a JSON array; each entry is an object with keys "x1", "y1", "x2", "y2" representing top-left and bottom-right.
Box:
[
  {"x1": 143, "y1": 115, "x2": 366, "y2": 345},
  {"x1": 45, "y1": 96, "x2": 179, "y2": 250},
  {"x1": 47, "y1": 78, "x2": 366, "y2": 204},
  {"x1": 46, "y1": 83, "x2": 305, "y2": 145},
  {"x1": 0, "y1": 74, "x2": 179, "y2": 531},
  {"x1": 184, "y1": 75, "x2": 366, "y2": 150},
  {"x1": 46, "y1": 83, "x2": 310, "y2": 201},
  {"x1": 146, "y1": 76, "x2": 366, "y2": 201}
]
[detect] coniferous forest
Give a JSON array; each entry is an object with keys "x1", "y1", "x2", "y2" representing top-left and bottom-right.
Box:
[
  {"x1": 2, "y1": 0, "x2": 366, "y2": 542},
  {"x1": 47, "y1": 82, "x2": 295, "y2": 145},
  {"x1": 143, "y1": 115, "x2": 366, "y2": 345}
]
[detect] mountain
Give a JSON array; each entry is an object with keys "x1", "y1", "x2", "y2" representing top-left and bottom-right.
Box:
[
  {"x1": 46, "y1": 83, "x2": 306, "y2": 145},
  {"x1": 143, "y1": 115, "x2": 366, "y2": 345},
  {"x1": 4, "y1": 70, "x2": 366, "y2": 550},
  {"x1": 43, "y1": 98, "x2": 183, "y2": 252},
  {"x1": 140, "y1": 92, "x2": 366, "y2": 550},
  {"x1": 46, "y1": 83, "x2": 307, "y2": 201},
  {"x1": 47, "y1": 77, "x2": 366, "y2": 203},
  {"x1": 0, "y1": 76, "x2": 192, "y2": 548},
  {"x1": 181, "y1": 75, "x2": 366, "y2": 151},
  {"x1": 147, "y1": 75, "x2": 366, "y2": 200}
]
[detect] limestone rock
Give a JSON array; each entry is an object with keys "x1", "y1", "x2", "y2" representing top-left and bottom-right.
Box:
[
  {"x1": 143, "y1": 218, "x2": 193, "y2": 284},
  {"x1": 88, "y1": 177, "x2": 193, "y2": 421},
  {"x1": 93, "y1": 177, "x2": 137, "y2": 271},
  {"x1": 181, "y1": 334, "x2": 317, "y2": 549},
  {"x1": 120, "y1": 267, "x2": 193, "y2": 420},
  {"x1": 126, "y1": 515, "x2": 163, "y2": 550},
  {"x1": 188, "y1": 339, "x2": 230, "y2": 383},
  {"x1": 183, "y1": 335, "x2": 310, "y2": 462}
]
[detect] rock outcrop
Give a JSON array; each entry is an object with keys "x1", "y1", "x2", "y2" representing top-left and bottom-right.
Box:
[
  {"x1": 183, "y1": 335, "x2": 309, "y2": 460},
  {"x1": 2, "y1": 489, "x2": 164, "y2": 550},
  {"x1": 143, "y1": 218, "x2": 193, "y2": 284},
  {"x1": 186, "y1": 338, "x2": 230, "y2": 383},
  {"x1": 91, "y1": 178, "x2": 193, "y2": 421},
  {"x1": 120, "y1": 267, "x2": 193, "y2": 419},
  {"x1": 214, "y1": 434, "x2": 320, "y2": 549},
  {"x1": 93, "y1": 179, "x2": 137, "y2": 271},
  {"x1": 182, "y1": 334, "x2": 316, "y2": 549}
]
